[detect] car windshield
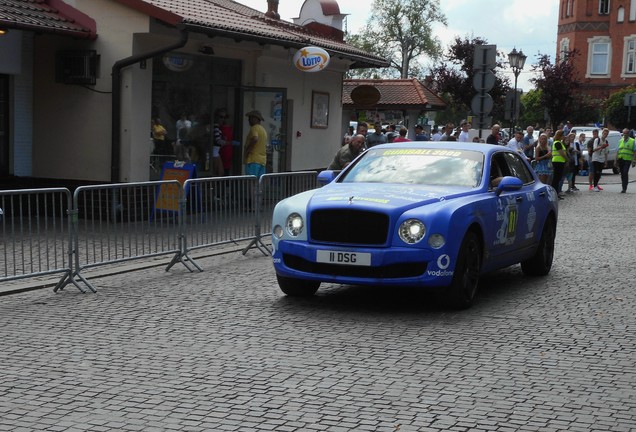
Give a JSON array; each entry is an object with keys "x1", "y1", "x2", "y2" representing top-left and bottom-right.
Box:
[{"x1": 340, "y1": 148, "x2": 484, "y2": 187}]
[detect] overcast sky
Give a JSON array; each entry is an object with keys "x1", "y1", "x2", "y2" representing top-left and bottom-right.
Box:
[{"x1": 237, "y1": 0, "x2": 559, "y2": 91}]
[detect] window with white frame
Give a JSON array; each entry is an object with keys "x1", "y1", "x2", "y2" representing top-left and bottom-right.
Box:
[
  {"x1": 631, "y1": 0, "x2": 636, "y2": 20},
  {"x1": 599, "y1": 0, "x2": 610, "y2": 14},
  {"x1": 588, "y1": 37, "x2": 611, "y2": 76},
  {"x1": 559, "y1": 38, "x2": 570, "y2": 62},
  {"x1": 626, "y1": 38, "x2": 636, "y2": 74},
  {"x1": 566, "y1": 0, "x2": 572, "y2": 16},
  {"x1": 618, "y1": 6, "x2": 625, "y2": 21}
]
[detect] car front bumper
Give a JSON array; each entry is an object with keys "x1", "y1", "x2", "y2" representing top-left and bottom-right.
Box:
[{"x1": 272, "y1": 240, "x2": 455, "y2": 287}]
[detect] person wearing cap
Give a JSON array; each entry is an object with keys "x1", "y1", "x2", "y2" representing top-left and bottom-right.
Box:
[
  {"x1": 458, "y1": 121, "x2": 470, "y2": 142},
  {"x1": 243, "y1": 110, "x2": 267, "y2": 178},
  {"x1": 366, "y1": 122, "x2": 387, "y2": 148},
  {"x1": 414, "y1": 124, "x2": 428, "y2": 141}
]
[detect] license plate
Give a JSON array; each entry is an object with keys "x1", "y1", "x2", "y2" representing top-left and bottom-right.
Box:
[{"x1": 316, "y1": 250, "x2": 371, "y2": 266}]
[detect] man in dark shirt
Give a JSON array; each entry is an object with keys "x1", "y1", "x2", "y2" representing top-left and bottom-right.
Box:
[
  {"x1": 366, "y1": 122, "x2": 387, "y2": 148},
  {"x1": 328, "y1": 134, "x2": 366, "y2": 170},
  {"x1": 486, "y1": 124, "x2": 502, "y2": 145}
]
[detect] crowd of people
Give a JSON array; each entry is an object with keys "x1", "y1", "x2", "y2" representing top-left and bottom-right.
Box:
[
  {"x1": 335, "y1": 120, "x2": 636, "y2": 196},
  {"x1": 151, "y1": 108, "x2": 271, "y2": 179}
]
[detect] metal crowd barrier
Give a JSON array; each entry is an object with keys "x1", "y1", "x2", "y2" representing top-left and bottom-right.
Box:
[
  {"x1": 242, "y1": 171, "x2": 318, "y2": 255},
  {"x1": 0, "y1": 172, "x2": 319, "y2": 294},
  {"x1": 180, "y1": 176, "x2": 259, "y2": 270},
  {"x1": 68, "y1": 181, "x2": 183, "y2": 292},
  {"x1": 0, "y1": 188, "x2": 77, "y2": 292}
]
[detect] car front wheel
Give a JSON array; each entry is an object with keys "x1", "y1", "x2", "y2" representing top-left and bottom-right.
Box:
[
  {"x1": 521, "y1": 217, "x2": 555, "y2": 276},
  {"x1": 447, "y1": 232, "x2": 482, "y2": 309},
  {"x1": 276, "y1": 274, "x2": 320, "y2": 297}
]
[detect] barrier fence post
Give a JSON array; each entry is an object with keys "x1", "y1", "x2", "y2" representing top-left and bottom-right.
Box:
[{"x1": 241, "y1": 177, "x2": 270, "y2": 256}]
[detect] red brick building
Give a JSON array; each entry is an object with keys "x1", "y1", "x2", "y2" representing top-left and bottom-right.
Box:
[{"x1": 557, "y1": 0, "x2": 636, "y2": 99}]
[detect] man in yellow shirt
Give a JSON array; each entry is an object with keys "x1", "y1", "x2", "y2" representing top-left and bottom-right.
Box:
[{"x1": 244, "y1": 110, "x2": 268, "y2": 178}]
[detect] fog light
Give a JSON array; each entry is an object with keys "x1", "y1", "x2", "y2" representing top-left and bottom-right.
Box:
[
  {"x1": 428, "y1": 233, "x2": 446, "y2": 249},
  {"x1": 274, "y1": 225, "x2": 284, "y2": 239}
]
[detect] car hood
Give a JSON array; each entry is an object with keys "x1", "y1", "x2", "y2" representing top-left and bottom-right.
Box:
[{"x1": 307, "y1": 183, "x2": 475, "y2": 212}]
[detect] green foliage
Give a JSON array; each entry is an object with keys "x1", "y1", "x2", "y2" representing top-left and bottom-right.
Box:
[
  {"x1": 346, "y1": 0, "x2": 447, "y2": 79},
  {"x1": 520, "y1": 89, "x2": 545, "y2": 127},
  {"x1": 604, "y1": 86, "x2": 636, "y2": 129},
  {"x1": 567, "y1": 93, "x2": 604, "y2": 125},
  {"x1": 531, "y1": 51, "x2": 580, "y2": 127},
  {"x1": 427, "y1": 36, "x2": 511, "y2": 126}
]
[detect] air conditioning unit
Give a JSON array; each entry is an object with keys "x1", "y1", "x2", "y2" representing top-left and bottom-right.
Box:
[{"x1": 55, "y1": 50, "x2": 98, "y2": 85}]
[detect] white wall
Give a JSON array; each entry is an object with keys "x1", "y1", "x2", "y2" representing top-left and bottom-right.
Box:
[
  {"x1": 27, "y1": 0, "x2": 353, "y2": 181},
  {"x1": 252, "y1": 48, "x2": 347, "y2": 170},
  {"x1": 32, "y1": 0, "x2": 150, "y2": 182}
]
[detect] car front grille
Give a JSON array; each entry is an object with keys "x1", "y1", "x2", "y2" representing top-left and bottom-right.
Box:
[
  {"x1": 283, "y1": 254, "x2": 428, "y2": 279},
  {"x1": 309, "y1": 209, "x2": 389, "y2": 245}
]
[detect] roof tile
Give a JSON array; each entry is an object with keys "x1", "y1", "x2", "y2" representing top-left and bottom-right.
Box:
[
  {"x1": 0, "y1": 0, "x2": 96, "y2": 39},
  {"x1": 343, "y1": 78, "x2": 446, "y2": 109}
]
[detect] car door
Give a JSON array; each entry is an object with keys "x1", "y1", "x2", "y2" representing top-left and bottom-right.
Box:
[
  {"x1": 501, "y1": 152, "x2": 539, "y2": 254},
  {"x1": 486, "y1": 151, "x2": 526, "y2": 263}
]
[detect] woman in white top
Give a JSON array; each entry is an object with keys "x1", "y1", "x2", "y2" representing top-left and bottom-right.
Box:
[{"x1": 591, "y1": 128, "x2": 610, "y2": 191}]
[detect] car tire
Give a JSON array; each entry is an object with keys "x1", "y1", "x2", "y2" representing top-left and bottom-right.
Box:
[
  {"x1": 276, "y1": 274, "x2": 320, "y2": 297},
  {"x1": 612, "y1": 165, "x2": 620, "y2": 174},
  {"x1": 521, "y1": 217, "x2": 555, "y2": 276},
  {"x1": 447, "y1": 232, "x2": 481, "y2": 309}
]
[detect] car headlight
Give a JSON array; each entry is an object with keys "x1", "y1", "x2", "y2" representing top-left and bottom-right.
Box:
[
  {"x1": 428, "y1": 233, "x2": 446, "y2": 249},
  {"x1": 398, "y1": 219, "x2": 426, "y2": 244},
  {"x1": 285, "y1": 213, "x2": 304, "y2": 237}
]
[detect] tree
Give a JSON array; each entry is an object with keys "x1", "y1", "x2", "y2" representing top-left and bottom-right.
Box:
[
  {"x1": 604, "y1": 86, "x2": 636, "y2": 130},
  {"x1": 520, "y1": 89, "x2": 545, "y2": 127},
  {"x1": 346, "y1": 0, "x2": 447, "y2": 79},
  {"x1": 427, "y1": 36, "x2": 511, "y2": 125},
  {"x1": 531, "y1": 51, "x2": 580, "y2": 127},
  {"x1": 568, "y1": 93, "x2": 604, "y2": 126}
]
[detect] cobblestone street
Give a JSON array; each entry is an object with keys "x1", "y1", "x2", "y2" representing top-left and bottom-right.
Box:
[{"x1": 0, "y1": 177, "x2": 634, "y2": 431}]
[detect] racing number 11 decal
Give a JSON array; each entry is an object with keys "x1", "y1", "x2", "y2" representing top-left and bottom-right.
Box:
[
  {"x1": 495, "y1": 197, "x2": 518, "y2": 246},
  {"x1": 507, "y1": 207, "x2": 518, "y2": 236}
]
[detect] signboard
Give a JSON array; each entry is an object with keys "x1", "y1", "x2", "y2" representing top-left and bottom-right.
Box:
[
  {"x1": 292, "y1": 46, "x2": 331, "y2": 72},
  {"x1": 473, "y1": 45, "x2": 497, "y2": 70},
  {"x1": 350, "y1": 85, "x2": 382, "y2": 107},
  {"x1": 155, "y1": 161, "x2": 196, "y2": 213},
  {"x1": 162, "y1": 54, "x2": 193, "y2": 72}
]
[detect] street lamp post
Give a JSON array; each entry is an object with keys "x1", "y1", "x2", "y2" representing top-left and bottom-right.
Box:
[{"x1": 508, "y1": 47, "x2": 527, "y2": 137}]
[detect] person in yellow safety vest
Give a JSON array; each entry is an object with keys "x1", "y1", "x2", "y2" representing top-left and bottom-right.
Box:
[
  {"x1": 617, "y1": 128, "x2": 636, "y2": 193},
  {"x1": 550, "y1": 129, "x2": 568, "y2": 200}
]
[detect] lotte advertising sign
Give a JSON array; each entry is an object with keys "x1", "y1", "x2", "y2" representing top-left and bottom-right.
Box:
[{"x1": 292, "y1": 46, "x2": 330, "y2": 72}]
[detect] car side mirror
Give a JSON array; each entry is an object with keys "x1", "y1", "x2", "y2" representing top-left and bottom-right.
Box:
[
  {"x1": 495, "y1": 176, "x2": 523, "y2": 196},
  {"x1": 317, "y1": 170, "x2": 338, "y2": 186}
]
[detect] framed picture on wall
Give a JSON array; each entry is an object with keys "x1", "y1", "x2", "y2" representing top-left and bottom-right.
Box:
[{"x1": 310, "y1": 91, "x2": 329, "y2": 129}]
